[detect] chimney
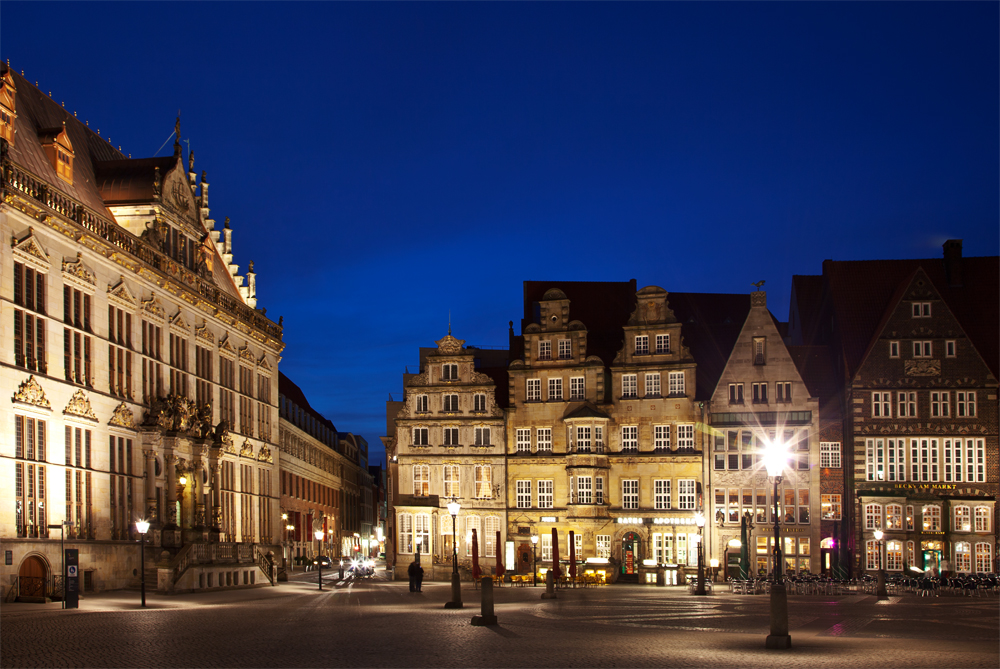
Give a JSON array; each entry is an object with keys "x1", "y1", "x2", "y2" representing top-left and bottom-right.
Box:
[{"x1": 942, "y1": 239, "x2": 963, "y2": 288}]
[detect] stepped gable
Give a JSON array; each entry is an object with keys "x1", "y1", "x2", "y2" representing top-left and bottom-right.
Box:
[
  {"x1": 667, "y1": 292, "x2": 752, "y2": 402},
  {"x1": 824, "y1": 254, "x2": 999, "y2": 379},
  {"x1": 521, "y1": 280, "x2": 637, "y2": 367}
]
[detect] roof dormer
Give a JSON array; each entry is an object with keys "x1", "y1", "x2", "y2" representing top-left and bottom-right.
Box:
[
  {"x1": 39, "y1": 122, "x2": 74, "y2": 184},
  {"x1": 0, "y1": 65, "x2": 16, "y2": 144}
]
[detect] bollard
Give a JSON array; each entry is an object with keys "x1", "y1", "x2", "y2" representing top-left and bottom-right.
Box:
[
  {"x1": 541, "y1": 569, "x2": 557, "y2": 600},
  {"x1": 765, "y1": 582, "x2": 792, "y2": 649},
  {"x1": 471, "y1": 576, "x2": 497, "y2": 625}
]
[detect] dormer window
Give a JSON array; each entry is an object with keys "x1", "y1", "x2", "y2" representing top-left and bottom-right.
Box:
[
  {"x1": 40, "y1": 124, "x2": 74, "y2": 184},
  {"x1": 752, "y1": 337, "x2": 766, "y2": 365},
  {"x1": 911, "y1": 302, "x2": 931, "y2": 318},
  {"x1": 538, "y1": 340, "x2": 551, "y2": 361},
  {"x1": 0, "y1": 67, "x2": 16, "y2": 144},
  {"x1": 442, "y1": 363, "x2": 458, "y2": 381}
]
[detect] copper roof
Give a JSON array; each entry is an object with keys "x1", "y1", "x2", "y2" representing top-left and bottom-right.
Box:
[{"x1": 95, "y1": 156, "x2": 178, "y2": 204}]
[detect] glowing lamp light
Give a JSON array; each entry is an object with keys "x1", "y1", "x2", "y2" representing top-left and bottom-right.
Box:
[
  {"x1": 710, "y1": 559, "x2": 719, "y2": 568},
  {"x1": 446, "y1": 499, "x2": 461, "y2": 516},
  {"x1": 695, "y1": 513, "x2": 705, "y2": 528},
  {"x1": 135, "y1": 519, "x2": 150, "y2": 534},
  {"x1": 873, "y1": 529, "x2": 884, "y2": 541},
  {"x1": 763, "y1": 438, "x2": 789, "y2": 477},
  {"x1": 531, "y1": 535, "x2": 539, "y2": 546},
  {"x1": 314, "y1": 529, "x2": 324, "y2": 541},
  {"x1": 728, "y1": 538, "x2": 742, "y2": 548},
  {"x1": 178, "y1": 476, "x2": 188, "y2": 486}
]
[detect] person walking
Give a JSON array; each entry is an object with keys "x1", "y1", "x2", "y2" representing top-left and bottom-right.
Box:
[
  {"x1": 408, "y1": 561, "x2": 418, "y2": 592},
  {"x1": 416, "y1": 562, "x2": 424, "y2": 592}
]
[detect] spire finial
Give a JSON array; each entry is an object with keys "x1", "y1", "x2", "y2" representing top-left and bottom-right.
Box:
[{"x1": 448, "y1": 310, "x2": 451, "y2": 336}]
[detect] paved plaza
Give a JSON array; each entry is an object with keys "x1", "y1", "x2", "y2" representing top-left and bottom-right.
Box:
[{"x1": 2, "y1": 569, "x2": 997, "y2": 669}]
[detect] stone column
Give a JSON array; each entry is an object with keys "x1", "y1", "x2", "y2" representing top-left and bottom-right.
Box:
[
  {"x1": 194, "y1": 454, "x2": 207, "y2": 528},
  {"x1": 165, "y1": 454, "x2": 178, "y2": 526},
  {"x1": 144, "y1": 448, "x2": 157, "y2": 522}
]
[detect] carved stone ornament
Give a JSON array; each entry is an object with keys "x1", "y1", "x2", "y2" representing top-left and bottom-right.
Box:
[
  {"x1": 257, "y1": 355, "x2": 271, "y2": 371},
  {"x1": 240, "y1": 439, "x2": 254, "y2": 458},
  {"x1": 195, "y1": 322, "x2": 215, "y2": 344},
  {"x1": 141, "y1": 293, "x2": 166, "y2": 320},
  {"x1": 107, "y1": 277, "x2": 137, "y2": 307},
  {"x1": 11, "y1": 229, "x2": 51, "y2": 271},
  {"x1": 256, "y1": 444, "x2": 273, "y2": 464},
  {"x1": 436, "y1": 333, "x2": 465, "y2": 355},
  {"x1": 238, "y1": 345, "x2": 255, "y2": 364},
  {"x1": 213, "y1": 421, "x2": 237, "y2": 454},
  {"x1": 108, "y1": 402, "x2": 137, "y2": 429},
  {"x1": 62, "y1": 252, "x2": 96, "y2": 286},
  {"x1": 170, "y1": 310, "x2": 189, "y2": 331},
  {"x1": 905, "y1": 360, "x2": 941, "y2": 377},
  {"x1": 12, "y1": 376, "x2": 51, "y2": 409},
  {"x1": 142, "y1": 394, "x2": 196, "y2": 433},
  {"x1": 63, "y1": 390, "x2": 98, "y2": 421}
]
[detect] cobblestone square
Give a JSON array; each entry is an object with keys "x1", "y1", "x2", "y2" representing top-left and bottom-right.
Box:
[{"x1": 3, "y1": 572, "x2": 997, "y2": 668}]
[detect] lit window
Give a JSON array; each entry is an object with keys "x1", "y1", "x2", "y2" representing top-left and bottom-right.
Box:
[
  {"x1": 443, "y1": 464, "x2": 460, "y2": 498},
  {"x1": 475, "y1": 465, "x2": 492, "y2": 498},
  {"x1": 922, "y1": 505, "x2": 941, "y2": 532},
  {"x1": 974, "y1": 507, "x2": 991, "y2": 532},
  {"x1": 654, "y1": 479, "x2": 671, "y2": 510},
  {"x1": 820, "y1": 442, "x2": 841, "y2": 468},
  {"x1": 653, "y1": 425, "x2": 670, "y2": 450},
  {"x1": 955, "y1": 542, "x2": 971, "y2": 573},
  {"x1": 413, "y1": 465, "x2": 429, "y2": 496},
  {"x1": 645, "y1": 373, "x2": 661, "y2": 397},
  {"x1": 821, "y1": 494, "x2": 841, "y2": 520},
  {"x1": 865, "y1": 503, "x2": 882, "y2": 530},
  {"x1": 668, "y1": 371, "x2": 685, "y2": 396},
  {"x1": 548, "y1": 377, "x2": 563, "y2": 401},
  {"x1": 516, "y1": 429, "x2": 531, "y2": 453},
  {"x1": 622, "y1": 374, "x2": 637, "y2": 398},
  {"x1": 886, "y1": 504, "x2": 903, "y2": 529},
  {"x1": 576, "y1": 426, "x2": 591, "y2": 453},
  {"x1": 536, "y1": 428, "x2": 552, "y2": 452},
  {"x1": 620, "y1": 425, "x2": 638, "y2": 452},
  {"x1": 655, "y1": 334, "x2": 670, "y2": 353},
  {"x1": 526, "y1": 379, "x2": 541, "y2": 402},
  {"x1": 676, "y1": 424, "x2": 694, "y2": 449},
  {"x1": 634, "y1": 335, "x2": 649, "y2": 355},
  {"x1": 538, "y1": 341, "x2": 551, "y2": 361},
  {"x1": 677, "y1": 480, "x2": 696, "y2": 510},
  {"x1": 570, "y1": 376, "x2": 585, "y2": 400},
  {"x1": 538, "y1": 480, "x2": 553, "y2": 508},
  {"x1": 575, "y1": 476, "x2": 592, "y2": 504},
  {"x1": 622, "y1": 479, "x2": 639, "y2": 509},
  {"x1": 954, "y1": 505, "x2": 971, "y2": 532},
  {"x1": 975, "y1": 542, "x2": 992, "y2": 573},
  {"x1": 516, "y1": 480, "x2": 531, "y2": 508}
]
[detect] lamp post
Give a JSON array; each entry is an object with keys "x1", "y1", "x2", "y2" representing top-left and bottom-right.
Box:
[
  {"x1": 135, "y1": 520, "x2": 150, "y2": 607},
  {"x1": 695, "y1": 512, "x2": 707, "y2": 595},
  {"x1": 445, "y1": 498, "x2": 463, "y2": 608},
  {"x1": 415, "y1": 536, "x2": 422, "y2": 565},
  {"x1": 314, "y1": 529, "x2": 325, "y2": 591},
  {"x1": 874, "y1": 529, "x2": 888, "y2": 599},
  {"x1": 531, "y1": 535, "x2": 539, "y2": 586},
  {"x1": 764, "y1": 438, "x2": 791, "y2": 649},
  {"x1": 286, "y1": 523, "x2": 296, "y2": 570}
]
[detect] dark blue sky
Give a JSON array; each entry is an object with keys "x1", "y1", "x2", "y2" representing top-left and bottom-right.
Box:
[{"x1": 5, "y1": 2, "x2": 997, "y2": 466}]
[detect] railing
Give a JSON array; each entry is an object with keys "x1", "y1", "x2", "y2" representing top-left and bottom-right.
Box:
[
  {"x1": 5, "y1": 575, "x2": 64, "y2": 601},
  {"x1": 169, "y1": 542, "x2": 274, "y2": 586},
  {"x1": 2, "y1": 157, "x2": 282, "y2": 342},
  {"x1": 254, "y1": 545, "x2": 275, "y2": 585}
]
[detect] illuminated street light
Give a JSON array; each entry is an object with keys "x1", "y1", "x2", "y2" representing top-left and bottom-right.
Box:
[
  {"x1": 445, "y1": 498, "x2": 463, "y2": 609},
  {"x1": 135, "y1": 519, "x2": 150, "y2": 607},
  {"x1": 531, "y1": 535, "x2": 539, "y2": 587},
  {"x1": 764, "y1": 437, "x2": 791, "y2": 649},
  {"x1": 694, "y1": 513, "x2": 707, "y2": 595},
  {"x1": 314, "y1": 529, "x2": 325, "y2": 591},
  {"x1": 874, "y1": 528, "x2": 888, "y2": 599}
]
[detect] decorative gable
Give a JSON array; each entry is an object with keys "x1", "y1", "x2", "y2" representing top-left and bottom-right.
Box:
[
  {"x1": 141, "y1": 293, "x2": 166, "y2": 320},
  {"x1": 218, "y1": 335, "x2": 236, "y2": 357},
  {"x1": 107, "y1": 277, "x2": 138, "y2": 308},
  {"x1": 238, "y1": 344, "x2": 255, "y2": 364},
  {"x1": 257, "y1": 355, "x2": 272, "y2": 371},
  {"x1": 436, "y1": 333, "x2": 465, "y2": 355},
  {"x1": 195, "y1": 321, "x2": 215, "y2": 344},
  {"x1": 108, "y1": 402, "x2": 137, "y2": 430},
  {"x1": 11, "y1": 228, "x2": 50, "y2": 272},
  {"x1": 39, "y1": 122, "x2": 74, "y2": 184},
  {"x1": 62, "y1": 252, "x2": 96, "y2": 292},
  {"x1": 169, "y1": 309, "x2": 190, "y2": 334},
  {"x1": 12, "y1": 375, "x2": 50, "y2": 409},
  {"x1": 0, "y1": 65, "x2": 16, "y2": 144},
  {"x1": 63, "y1": 389, "x2": 98, "y2": 422}
]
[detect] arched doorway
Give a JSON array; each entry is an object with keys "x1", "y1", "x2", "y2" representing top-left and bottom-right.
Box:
[
  {"x1": 18, "y1": 555, "x2": 47, "y2": 599},
  {"x1": 621, "y1": 532, "x2": 641, "y2": 576}
]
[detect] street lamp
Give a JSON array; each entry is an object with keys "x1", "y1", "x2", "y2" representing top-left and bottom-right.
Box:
[
  {"x1": 874, "y1": 528, "x2": 888, "y2": 599},
  {"x1": 445, "y1": 498, "x2": 463, "y2": 609},
  {"x1": 695, "y1": 513, "x2": 707, "y2": 595},
  {"x1": 135, "y1": 520, "x2": 150, "y2": 607},
  {"x1": 531, "y1": 535, "x2": 539, "y2": 587},
  {"x1": 314, "y1": 529, "x2": 325, "y2": 591},
  {"x1": 763, "y1": 437, "x2": 791, "y2": 649},
  {"x1": 415, "y1": 536, "x2": 422, "y2": 565}
]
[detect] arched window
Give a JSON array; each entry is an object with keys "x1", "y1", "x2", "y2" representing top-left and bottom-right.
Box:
[
  {"x1": 412, "y1": 465, "x2": 429, "y2": 496},
  {"x1": 922, "y1": 505, "x2": 941, "y2": 532},
  {"x1": 954, "y1": 542, "x2": 971, "y2": 573},
  {"x1": 415, "y1": 514, "x2": 431, "y2": 554},
  {"x1": 865, "y1": 539, "x2": 880, "y2": 571},
  {"x1": 398, "y1": 512, "x2": 413, "y2": 554},
  {"x1": 975, "y1": 542, "x2": 992, "y2": 574},
  {"x1": 954, "y1": 505, "x2": 971, "y2": 532},
  {"x1": 465, "y1": 515, "x2": 480, "y2": 557},
  {"x1": 886, "y1": 540, "x2": 903, "y2": 571},
  {"x1": 484, "y1": 516, "x2": 500, "y2": 557},
  {"x1": 886, "y1": 504, "x2": 903, "y2": 529},
  {"x1": 974, "y1": 507, "x2": 991, "y2": 533},
  {"x1": 865, "y1": 503, "x2": 882, "y2": 530}
]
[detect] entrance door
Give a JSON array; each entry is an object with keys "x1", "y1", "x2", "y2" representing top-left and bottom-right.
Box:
[
  {"x1": 518, "y1": 544, "x2": 532, "y2": 574},
  {"x1": 922, "y1": 550, "x2": 942, "y2": 574},
  {"x1": 18, "y1": 555, "x2": 47, "y2": 598},
  {"x1": 621, "y1": 532, "x2": 640, "y2": 575}
]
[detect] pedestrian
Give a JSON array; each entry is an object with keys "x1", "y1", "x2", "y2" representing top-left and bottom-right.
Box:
[
  {"x1": 416, "y1": 563, "x2": 424, "y2": 592},
  {"x1": 408, "y1": 561, "x2": 418, "y2": 592}
]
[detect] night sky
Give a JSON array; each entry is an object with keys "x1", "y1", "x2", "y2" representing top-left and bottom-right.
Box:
[{"x1": 4, "y1": 2, "x2": 997, "y2": 466}]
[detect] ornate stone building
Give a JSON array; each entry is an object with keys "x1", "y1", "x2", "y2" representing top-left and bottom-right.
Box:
[
  {"x1": 705, "y1": 291, "x2": 822, "y2": 577},
  {"x1": 1, "y1": 64, "x2": 283, "y2": 598},
  {"x1": 277, "y1": 373, "x2": 359, "y2": 571},
  {"x1": 386, "y1": 332, "x2": 507, "y2": 580},
  {"x1": 505, "y1": 283, "x2": 708, "y2": 583},
  {"x1": 791, "y1": 242, "x2": 998, "y2": 576}
]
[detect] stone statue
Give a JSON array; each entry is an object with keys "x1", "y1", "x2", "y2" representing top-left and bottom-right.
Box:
[
  {"x1": 141, "y1": 220, "x2": 164, "y2": 251},
  {"x1": 188, "y1": 149, "x2": 194, "y2": 173},
  {"x1": 196, "y1": 403, "x2": 213, "y2": 439},
  {"x1": 152, "y1": 167, "x2": 161, "y2": 198}
]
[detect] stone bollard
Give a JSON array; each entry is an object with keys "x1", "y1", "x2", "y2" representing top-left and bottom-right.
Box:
[
  {"x1": 471, "y1": 576, "x2": 497, "y2": 626},
  {"x1": 541, "y1": 570, "x2": 557, "y2": 600},
  {"x1": 765, "y1": 582, "x2": 792, "y2": 649}
]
